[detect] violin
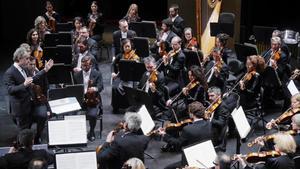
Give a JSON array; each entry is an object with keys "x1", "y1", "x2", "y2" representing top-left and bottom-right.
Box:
[
  {"x1": 33, "y1": 49, "x2": 44, "y2": 70},
  {"x1": 242, "y1": 70, "x2": 256, "y2": 84},
  {"x1": 84, "y1": 80, "x2": 101, "y2": 107},
  {"x1": 169, "y1": 80, "x2": 199, "y2": 104},
  {"x1": 149, "y1": 70, "x2": 158, "y2": 84},
  {"x1": 185, "y1": 37, "x2": 198, "y2": 50},
  {"x1": 32, "y1": 84, "x2": 47, "y2": 104},
  {"x1": 163, "y1": 49, "x2": 180, "y2": 64},
  {"x1": 159, "y1": 41, "x2": 168, "y2": 57},
  {"x1": 233, "y1": 150, "x2": 281, "y2": 163},
  {"x1": 272, "y1": 49, "x2": 281, "y2": 62},
  {"x1": 88, "y1": 14, "x2": 98, "y2": 36},
  {"x1": 124, "y1": 49, "x2": 140, "y2": 61},
  {"x1": 266, "y1": 107, "x2": 300, "y2": 129},
  {"x1": 204, "y1": 97, "x2": 222, "y2": 120},
  {"x1": 147, "y1": 118, "x2": 193, "y2": 136},
  {"x1": 247, "y1": 130, "x2": 296, "y2": 147},
  {"x1": 290, "y1": 69, "x2": 300, "y2": 80}
]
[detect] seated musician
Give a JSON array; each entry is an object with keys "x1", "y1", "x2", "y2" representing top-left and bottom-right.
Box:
[
  {"x1": 0, "y1": 129, "x2": 54, "y2": 169},
  {"x1": 182, "y1": 27, "x2": 199, "y2": 52},
  {"x1": 239, "y1": 55, "x2": 265, "y2": 109},
  {"x1": 111, "y1": 38, "x2": 140, "y2": 113},
  {"x1": 72, "y1": 36, "x2": 99, "y2": 73},
  {"x1": 97, "y1": 112, "x2": 150, "y2": 169},
  {"x1": 138, "y1": 56, "x2": 168, "y2": 116},
  {"x1": 291, "y1": 114, "x2": 300, "y2": 156},
  {"x1": 75, "y1": 26, "x2": 99, "y2": 58},
  {"x1": 266, "y1": 93, "x2": 300, "y2": 130},
  {"x1": 26, "y1": 28, "x2": 44, "y2": 70},
  {"x1": 207, "y1": 86, "x2": 231, "y2": 152},
  {"x1": 262, "y1": 37, "x2": 291, "y2": 111},
  {"x1": 237, "y1": 132, "x2": 296, "y2": 169},
  {"x1": 73, "y1": 55, "x2": 103, "y2": 142},
  {"x1": 157, "y1": 101, "x2": 212, "y2": 169},
  {"x1": 27, "y1": 56, "x2": 50, "y2": 144},
  {"x1": 123, "y1": 4, "x2": 141, "y2": 23},
  {"x1": 43, "y1": 1, "x2": 61, "y2": 33},
  {"x1": 159, "y1": 36, "x2": 185, "y2": 97},
  {"x1": 215, "y1": 33, "x2": 231, "y2": 64},
  {"x1": 87, "y1": 1, "x2": 104, "y2": 42},
  {"x1": 204, "y1": 47, "x2": 229, "y2": 92},
  {"x1": 165, "y1": 65, "x2": 207, "y2": 121},
  {"x1": 150, "y1": 18, "x2": 177, "y2": 60}
]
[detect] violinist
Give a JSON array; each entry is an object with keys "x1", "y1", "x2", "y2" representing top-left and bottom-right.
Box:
[
  {"x1": 157, "y1": 101, "x2": 212, "y2": 169},
  {"x1": 73, "y1": 55, "x2": 103, "y2": 142},
  {"x1": 43, "y1": 1, "x2": 61, "y2": 33},
  {"x1": 204, "y1": 47, "x2": 229, "y2": 92},
  {"x1": 207, "y1": 86, "x2": 230, "y2": 152},
  {"x1": 150, "y1": 18, "x2": 177, "y2": 60},
  {"x1": 111, "y1": 38, "x2": 140, "y2": 114},
  {"x1": 262, "y1": 37, "x2": 291, "y2": 111},
  {"x1": 239, "y1": 55, "x2": 265, "y2": 109},
  {"x1": 123, "y1": 4, "x2": 141, "y2": 23},
  {"x1": 266, "y1": 93, "x2": 300, "y2": 130},
  {"x1": 71, "y1": 17, "x2": 84, "y2": 44},
  {"x1": 291, "y1": 114, "x2": 300, "y2": 156},
  {"x1": 34, "y1": 16, "x2": 50, "y2": 43},
  {"x1": 182, "y1": 27, "x2": 199, "y2": 52},
  {"x1": 87, "y1": 1, "x2": 104, "y2": 41},
  {"x1": 76, "y1": 26, "x2": 99, "y2": 59},
  {"x1": 26, "y1": 28, "x2": 44, "y2": 70},
  {"x1": 159, "y1": 36, "x2": 185, "y2": 97},
  {"x1": 215, "y1": 33, "x2": 231, "y2": 64},
  {"x1": 97, "y1": 112, "x2": 150, "y2": 169},
  {"x1": 27, "y1": 56, "x2": 50, "y2": 144},
  {"x1": 236, "y1": 133, "x2": 296, "y2": 169},
  {"x1": 137, "y1": 56, "x2": 168, "y2": 117}
]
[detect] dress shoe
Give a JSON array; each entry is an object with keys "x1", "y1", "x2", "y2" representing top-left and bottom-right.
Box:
[{"x1": 88, "y1": 132, "x2": 96, "y2": 142}]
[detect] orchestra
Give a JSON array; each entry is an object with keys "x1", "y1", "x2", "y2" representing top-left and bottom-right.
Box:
[{"x1": 1, "y1": 1, "x2": 300, "y2": 169}]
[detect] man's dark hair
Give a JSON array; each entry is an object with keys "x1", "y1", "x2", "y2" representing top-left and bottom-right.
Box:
[
  {"x1": 18, "y1": 129, "x2": 34, "y2": 148},
  {"x1": 162, "y1": 18, "x2": 173, "y2": 28},
  {"x1": 188, "y1": 101, "x2": 205, "y2": 118}
]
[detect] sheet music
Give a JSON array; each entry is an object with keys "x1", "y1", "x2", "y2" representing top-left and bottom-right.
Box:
[
  {"x1": 56, "y1": 151, "x2": 97, "y2": 169},
  {"x1": 137, "y1": 105, "x2": 155, "y2": 135},
  {"x1": 48, "y1": 97, "x2": 81, "y2": 114},
  {"x1": 64, "y1": 115, "x2": 86, "y2": 121},
  {"x1": 288, "y1": 80, "x2": 299, "y2": 96},
  {"x1": 231, "y1": 106, "x2": 251, "y2": 139},
  {"x1": 48, "y1": 119, "x2": 87, "y2": 146},
  {"x1": 183, "y1": 140, "x2": 217, "y2": 168}
]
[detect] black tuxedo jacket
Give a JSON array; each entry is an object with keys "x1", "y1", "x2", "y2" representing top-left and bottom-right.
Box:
[
  {"x1": 172, "y1": 16, "x2": 185, "y2": 37},
  {"x1": 72, "y1": 51, "x2": 99, "y2": 70},
  {"x1": 0, "y1": 148, "x2": 54, "y2": 169},
  {"x1": 73, "y1": 68, "x2": 104, "y2": 93},
  {"x1": 112, "y1": 30, "x2": 137, "y2": 56},
  {"x1": 160, "y1": 50, "x2": 185, "y2": 81},
  {"x1": 97, "y1": 131, "x2": 150, "y2": 169},
  {"x1": 4, "y1": 65, "x2": 47, "y2": 116}
]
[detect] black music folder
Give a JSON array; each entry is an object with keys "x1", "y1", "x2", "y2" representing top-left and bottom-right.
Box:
[
  {"x1": 132, "y1": 37, "x2": 150, "y2": 58},
  {"x1": 48, "y1": 84, "x2": 84, "y2": 106},
  {"x1": 210, "y1": 22, "x2": 234, "y2": 37},
  {"x1": 119, "y1": 60, "x2": 146, "y2": 81},
  {"x1": 234, "y1": 43, "x2": 258, "y2": 63},
  {"x1": 47, "y1": 64, "x2": 73, "y2": 85},
  {"x1": 129, "y1": 21, "x2": 157, "y2": 38}
]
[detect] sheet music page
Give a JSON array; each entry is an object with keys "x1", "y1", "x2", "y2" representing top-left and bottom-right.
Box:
[
  {"x1": 231, "y1": 106, "x2": 251, "y2": 139},
  {"x1": 48, "y1": 97, "x2": 81, "y2": 114},
  {"x1": 56, "y1": 151, "x2": 97, "y2": 169},
  {"x1": 64, "y1": 115, "x2": 86, "y2": 121},
  {"x1": 48, "y1": 119, "x2": 87, "y2": 146},
  {"x1": 288, "y1": 80, "x2": 299, "y2": 96},
  {"x1": 183, "y1": 140, "x2": 217, "y2": 168},
  {"x1": 137, "y1": 105, "x2": 155, "y2": 135}
]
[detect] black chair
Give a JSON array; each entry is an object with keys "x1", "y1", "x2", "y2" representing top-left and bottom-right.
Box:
[
  {"x1": 293, "y1": 155, "x2": 300, "y2": 169},
  {"x1": 219, "y1": 12, "x2": 235, "y2": 24}
]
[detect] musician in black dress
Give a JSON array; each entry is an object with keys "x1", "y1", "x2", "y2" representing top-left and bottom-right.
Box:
[{"x1": 87, "y1": 1, "x2": 104, "y2": 42}]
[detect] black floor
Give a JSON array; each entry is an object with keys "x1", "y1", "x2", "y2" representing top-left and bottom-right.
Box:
[{"x1": 0, "y1": 46, "x2": 284, "y2": 169}]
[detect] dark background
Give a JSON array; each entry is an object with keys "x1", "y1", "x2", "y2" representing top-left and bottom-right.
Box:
[{"x1": 0, "y1": 0, "x2": 299, "y2": 55}]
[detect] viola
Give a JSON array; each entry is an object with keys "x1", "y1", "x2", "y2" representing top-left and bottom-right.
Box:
[
  {"x1": 33, "y1": 49, "x2": 44, "y2": 70},
  {"x1": 266, "y1": 107, "x2": 300, "y2": 129},
  {"x1": 233, "y1": 150, "x2": 281, "y2": 163},
  {"x1": 247, "y1": 130, "x2": 296, "y2": 147},
  {"x1": 84, "y1": 80, "x2": 101, "y2": 107},
  {"x1": 204, "y1": 97, "x2": 222, "y2": 120}
]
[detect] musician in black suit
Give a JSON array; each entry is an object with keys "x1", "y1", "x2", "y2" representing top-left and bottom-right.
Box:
[
  {"x1": 292, "y1": 114, "x2": 300, "y2": 157},
  {"x1": 72, "y1": 36, "x2": 98, "y2": 73},
  {"x1": 73, "y1": 55, "x2": 103, "y2": 141},
  {"x1": 112, "y1": 19, "x2": 137, "y2": 57},
  {"x1": 207, "y1": 87, "x2": 230, "y2": 152},
  {"x1": 0, "y1": 129, "x2": 54, "y2": 169},
  {"x1": 138, "y1": 56, "x2": 168, "y2": 116},
  {"x1": 76, "y1": 26, "x2": 99, "y2": 59},
  {"x1": 157, "y1": 101, "x2": 212, "y2": 169},
  {"x1": 160, "y1": 36, "x2": 185, "y2": 97},
  {"x1": 97, "y1": 112, "x2": 150, "y2": 169},
  {"x1": 151, "y1": 18, "x2": 177, "y2": 59},
  {"x1": 4, "y1": 46, "x2": 53, "y2": 130},
  {"x1": 168, "y1": 4, "x2": 185, "y2": 37},
  {"x1": 237, "y1": 133, "x2": 296, "y2": 169}
]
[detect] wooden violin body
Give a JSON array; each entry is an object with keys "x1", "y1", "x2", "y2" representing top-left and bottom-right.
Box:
[
  {"x1": 84, "y1": 80, "x2": 101, "y2": 107},
  {"x1": 32, "y1": 84, "x2": 47, "y2": 104},
  {"x1": 245, "y1": 151, "x2": 281, "y2": 163},
  {"x1": 204, "y1": 97, "x2": 222, "y2": 120}
]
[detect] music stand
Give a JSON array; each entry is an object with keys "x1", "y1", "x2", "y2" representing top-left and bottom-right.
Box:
[
  {"x1": 44, "y1": 33, "x2": 59, "y2": 47},
  {"x1": 129, "y1": 21, "x2": 157, "y2": 38},
  {"x1": 183, "y1": 49, "x2": 203, "y2": 68},
  {"x1": 253, "y1": 25, "x2": 277, "y2": 43},
  {"x1": 210, "y1": 22, "x2": 234, "y2": 37},
  {"x1": 47, "y1": 64, "x2": 73, "y2": 85},
  {"x1": 48, "y1": 84, "x2": 84, "y2": 106},
  {"x1": 118, "y1": 60, "x2": 146, "y2": 82},
  {"x1": 55, "y1": 151, "x2": 97, "y2": 169},
  {"x1": 132, "y1": 37, "x2": 150, "y2": 58},
  {"x1": 57, "y1": 32, "x2": 72, "y2": 45},
  {"x1": 56, "y1": 22, "x2": 73, "y2": 32},
  {"x1": 234, "y1": 43, "x2": 258, "y2": 63},
  {"x1": 123, "y1": 86, "x2": 154, "y2": 114}
]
